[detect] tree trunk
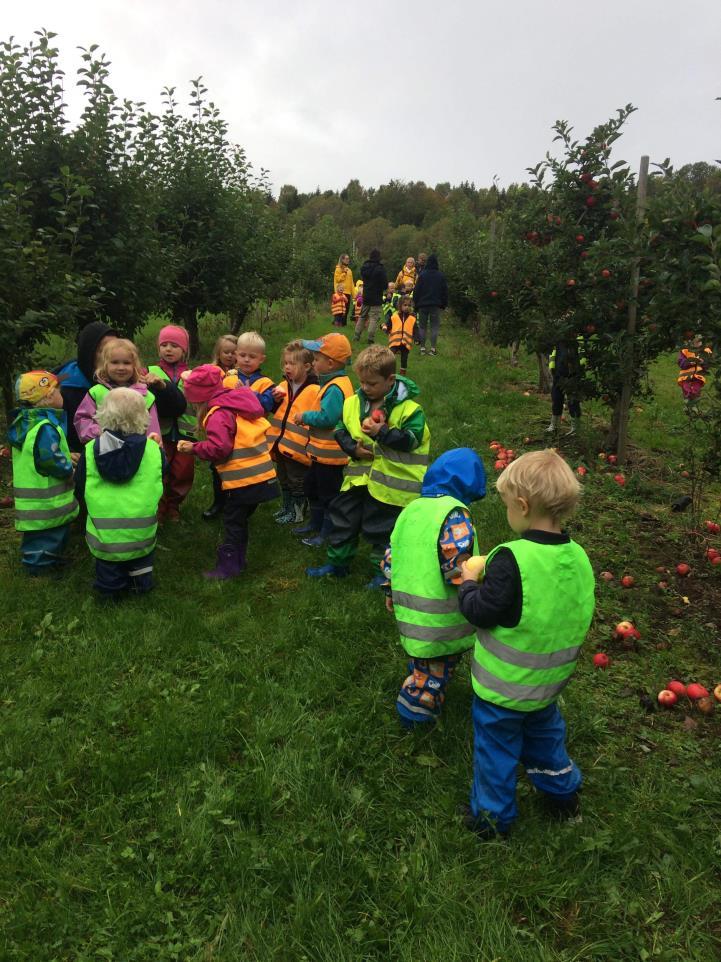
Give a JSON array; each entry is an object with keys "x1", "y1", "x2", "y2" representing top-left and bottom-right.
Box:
[
  {"x1": 536, "y1": 353, "x2": 551, "y2": 393},
  {"x1": 605, "y1": 396, "x2": 624, "y2": 451},
  {"x1": 0, "y1": 364, "x2": 14, "y2": 421}
]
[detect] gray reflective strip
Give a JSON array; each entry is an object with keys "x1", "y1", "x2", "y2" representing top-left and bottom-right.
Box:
[
  {"x1": 471, "y1": 659, "x2": 569, "y2": 703},
  {"x1": 477, "y1": 629, "x2": 581, "y2": 670},
  {"x1": 269, "y1": 418, "x2": 283, "y2": 430},
  {"x1": 220, "y1": 461, "x2": 275, "y2": 482},
  {"x1": 370, "y1": 471, "x2": 422, "y2": 493},
  {"x1": 310, "y1": 428, "x2": 335, "y2": 440},
  {"x1": 393, "y1": 591, "x2": 460, "y2": 615},
  {"x1": 128, "y1": 565, "x2": 153, "y2": 577},
  {"x1": 279, "y1": 437, "x2": 309, "y2": 457},
  {"x1": 86, "y1": 533, "x2": 156, "y2": 554},
  {"x1": 283, "y1": 424, "x2": 310, "y2": 441},
  {"x1": 15, "y1": 501, "x2": 78, "y2": 521},
  {"x1": 345, "y1": 464, "x2": 371, "y2": 477},
  {"x1": 14, "y1": 481, "x2": 74, "y2": 498},
  {"x1": 396, "y1": 620, "x2": 474, "y2": 643},
  {"x1": 225, "y1": 444, "x2": 268, "y2": 461},
  {"x1": 377, "y1": 445, "x2": 429, "y2": 466},
  {"x1": 90, "y1": 515, "x2": 157, "y2": 530}
]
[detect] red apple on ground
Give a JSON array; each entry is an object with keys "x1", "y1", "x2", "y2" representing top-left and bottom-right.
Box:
[
  {"x1": 584, "y1": 324, "x2": 596, "y2": 334},
  {"x1": 656, "y1": 580, "x2": 669, "y2": 591},
  {"x1": 686, "y1": 683, "x2": 709, "y2": 700},
  {"x1": 696, "y1": 696, "x2": 715, "y2": 716},
  {"x1": 706, "y1": 548, "x2": 719, "y2": 561},
  {"x1": 600, "y1": 269, "x2": 612, "y2": 279},
  {"x1": 704, "y1": 520, "x2": 720, "y2": 534},
  {"x1": 575, "y1": 234, "x2": 585, "y2": 243},
  {"x1": 675, "y1": 563, "x2": 691, "y2": 577},
  {"x1": 489, "y1": 291, "x2": 498, "y2": 298},
  {"x1": 0, "y1": 496, "x2": 12, "y2": 508},
  {"x1": 593, "y1": 653, "x2": 610, "y2": 669},
  {"x1": 667, "y1": 680, "x2": 686, "y2": 697},
  {"x1": 621, "y1": 575, "x2": 635, "y2": 588},
  {"x1": 613, "y1": 621, "x2": 640, "y2": 641},
  {"x1": 607, "y1": 455, "x2": 618, "y2": 465},
  {"x1": 566, "y1": 279, "x2": 577, "y2": 288},
  {"x1": 576, "y1": 466, "x2": 588, "y2": 477},
  {"x1": 494, "y1": 460, "x2": 505, "y2": 471},
  {"x1": 600, "y1": 570, "x2": 614, "y2": 581},
  {"x1": 712, "y1": 556, "x2": 721, "y2": 566},
  {"x1": 586, "y1": 196, "x2": 597, "y2": 207},
  {"x1": 657, "y1": 690, "x2": 678, "y2": 708},
  {"x1": 613, "y1": 474, "x2": 626, "y2": 486}
]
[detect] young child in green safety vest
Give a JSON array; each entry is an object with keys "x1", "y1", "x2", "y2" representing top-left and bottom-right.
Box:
[
  {"x1": 382, "y1": 447, "x2": 487, "y2": 726},
  {"x1": 8, "y1": 370, "x2": 79, "y2": 572},
  {"x1": 74, "y1": 388, "x2": 165, "y2": 599},
  {"x1": 145, "y1": 325, "x2": 195, "y2": 522},
  {"x1": 306, "y1": 344, "x2": 430, "y2": 586},
  {"x1": 457, "y1": 449, "x2": 595, "y2": 839}
]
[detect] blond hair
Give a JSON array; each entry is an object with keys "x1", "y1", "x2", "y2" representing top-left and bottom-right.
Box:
[
  {"x1": 95, "y1": 338, "x2": 143, "y2": 385},
  {"x1": 496, "y1": 449, "x2": 581, "y2": 523},
  {"x1": 210, "y1": 334, "x2": 238, "y2": 369},
  {"x1": 281, "y1": 339, "x2": 314, "y2": 368},
  {"x1": 355, "y1": 344, "x2": 396, "y2": 379},
  {"x1": 236, "y1": 330, "x2": 266, "y2": 352},
  {"x1": 96, "y1": 387, "x2": 149, "y2": 435}
]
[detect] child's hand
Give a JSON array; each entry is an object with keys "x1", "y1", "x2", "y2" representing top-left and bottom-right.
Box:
[
  {"x1": 361, "y1": 417, "x2": 382, "y2": 438},
  {"x1": 385, "y1": 594, "x2": 394, "y2": 613},
  {"x1": 272, "y1": 387, "x2": 287, "y2": 401},
  {"x1": 461, "y1": 555, "x2": 487, "y2": 582},
  {"x1": 148, "y1": 432, "x2": 162, "y2": 446},
  {"x1": 354, "y1": 442, "x2": 374, "y2": 460},
  {"x1": 70, "y1": 451, "x2": 81, "y2": 465},
  {"x1": 293, "y1": 412, "x2": 304, "y2": 425},
  {"x1": 177, "y1": 440, "x2": 194, "y2": 454},
  {"x1": 141, "y1": 372, "x2": 164, "y2": 388}
]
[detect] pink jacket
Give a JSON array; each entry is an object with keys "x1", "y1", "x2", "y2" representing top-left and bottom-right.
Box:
[
  {"x1": 191, "y1": 386, "x2": 265, "y2": 463},
  {"x1": 74, "y1": 380, "x2": 162, "y2": 445}
]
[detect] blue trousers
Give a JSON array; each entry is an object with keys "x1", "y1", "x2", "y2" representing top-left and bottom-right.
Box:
[
  {"x1": 94, "y1": 551, "x2": 155, "y2": 597},
  {"x1": 470, "y1": 696, "x2": 582, "y2": 832},
  {"x1": 21, "y1": 524, "x2": 71, "y2": 571}
]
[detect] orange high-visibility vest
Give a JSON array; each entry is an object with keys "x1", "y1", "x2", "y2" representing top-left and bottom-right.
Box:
[
  {"x1": 222, "y1": 372, "x2": 275, "y2": 394},
  {"x1": 388, "y1": 312, "x2": 417, "y2": 351},
  {"x1": 677, "y1": 350, "x2": 707, "y2": 386},
  {"x1": 331, "y1": 293, "x2": 348, "y2": 317},
  {"x1": 306, "y1": 375, "x2": 354, "y2": 465},
  {"x1": 267, "y1": 381, "x2": 320, "y2": 466},
  {"x1": 204, "y1": 408, "x2": 276, "y2": 490}
]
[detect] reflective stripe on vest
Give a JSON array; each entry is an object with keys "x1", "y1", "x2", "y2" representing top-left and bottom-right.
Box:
[
  {"x1": 147, "y1": 366, "x2": 196, "y2": 438},
  {"x1": 367, "y1": 401, "x2": 430, "y2": 508},
  {"x1": 307, "y1": 376, "x2": 354, "y2": 465},
  {"x1": 222, "y1": 373, "x2": 274, "y2": 394},
  {"x1": 391, "y1": 494, "x2": 476, "y2": 658},
  {"x1": 470, "y1": 539, "x2": 595, "y2": 711},
  {"x1": 12, "y1": 420, "x2": 79, "y2": 532},
  {"x1": 205, "y1": 408, "x2": 276, "y2": 489},
  {"x1": 388, "y1": 314, "x2": 416, "y2": 351},
  {"x1": 267, "y1": 381, "x2": 319, "y2": 466},
  {"x1": 84, "y1": 438, "x2": 162, "y2": 561}
]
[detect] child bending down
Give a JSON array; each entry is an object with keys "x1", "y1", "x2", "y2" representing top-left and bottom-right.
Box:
[
  {"x1": 458, "y1": 449, "x2": 595, "y2": 839},
  {"x1": 384, "y1": 448, "x2": 486, "y2": 726},
  {"x1": 178, "y1": 364, "x2": 278, "y2": 579}
]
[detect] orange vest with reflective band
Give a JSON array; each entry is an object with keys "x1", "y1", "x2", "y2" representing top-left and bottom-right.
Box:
[
  {"x1": 222, "y1": 372, "x2": 275, "y2": 394},
  {"x1": 306, "y1": 375, "x2": 354, "y2": 465},
  {"x1": 331, "y1": 293, "x2": 348, "y2": 316},
  {"x1": 204, "y1": 408, "x2": 276, "y2": 490},
  {"x1": 677, "y1": 349, "x2": 707, "y2": 386},
  {"x1": 388, "y1": 313, "x2": 416, "y2": 351},
  {"x1": 267, "y1": 381, "x2": 320, "y2": 466}
]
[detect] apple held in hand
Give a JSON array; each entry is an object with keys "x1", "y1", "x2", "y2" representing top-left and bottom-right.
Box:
[
  {"x1": 657, "y1": 689, "x2": 678, "y2": 708},
  {"x1": 464, "y1": 555, "x2": 487, "y2": 581},
  {"x1": 371, "y1": 409, "x2": 386, "y2": 424}
]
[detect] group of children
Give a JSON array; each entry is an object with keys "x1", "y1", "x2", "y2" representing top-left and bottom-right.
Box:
[{"x1": 9, "y1": 317, "x2": 597, "y2": 840}]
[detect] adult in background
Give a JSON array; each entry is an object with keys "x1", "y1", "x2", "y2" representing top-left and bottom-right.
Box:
[
  {"x1": 56, "y1": 321, "x2": 118, "y2": 452},
  {"x1": 416, "y1": 252, "x2": 428, "y2": 276},
  {"x1": 395, "y1": 256, "x2": 417, "y2": 291},
  {"x1": 355, "y1": 249, "x2": 388, "y2": 344},
  {"x1": 333, "y1": 254, "x2": 355, "y2": 327},
  {"x1": 414, "y1": 253, "x2": 448, "y2": 356}
]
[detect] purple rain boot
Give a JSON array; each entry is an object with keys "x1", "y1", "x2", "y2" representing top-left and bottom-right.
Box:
[{"x1": 204, "y1": 544, "x2": 242, "y2": 580}]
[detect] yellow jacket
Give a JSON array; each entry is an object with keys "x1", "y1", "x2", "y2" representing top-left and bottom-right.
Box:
[{"x1": 334, "y1": 265, "x2": 355, "y2": 296}]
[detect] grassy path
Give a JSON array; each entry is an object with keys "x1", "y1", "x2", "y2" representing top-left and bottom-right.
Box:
[{"x1": 1, "y1": 315, "x2": 720, "y2": 960}]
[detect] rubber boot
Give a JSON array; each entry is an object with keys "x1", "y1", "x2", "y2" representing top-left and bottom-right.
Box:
[
  {"x1": 306, "y1": 562, "x2": 350, "y2": 578},
  {"x1": 546, "y1": 415, "x2": 561, "y2": 433},
  {"x1": 565, "y1": 417, "x2": 581, "y2": 436},
  {"x1": 274, "y1": 490, "x2": 291, "y2": 521},
  {"x1": 302, "y1": 513, "x2": 333, "y2": 548},
  {"x1": 204, "y1": 544, "x2": 242, "y2": 580},
  {"x1": 288, "y1": 496, "x2": 306, "y2": 524},
  {"x1": 293, "y1": 506, "x2": 323, "y2": 537}
]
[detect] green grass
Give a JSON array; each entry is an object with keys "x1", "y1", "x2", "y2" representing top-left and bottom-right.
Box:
[{"x1": 1, "y1": 314, "x2": 720, "y2": 961}]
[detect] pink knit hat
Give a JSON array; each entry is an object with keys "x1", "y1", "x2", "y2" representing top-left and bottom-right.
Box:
[
  {"x1": 158, "y1": 324, "x2": 189, "y2": 354},
  {"x1": 182, "y1": 364, "x2": 224, "y2": 403}
]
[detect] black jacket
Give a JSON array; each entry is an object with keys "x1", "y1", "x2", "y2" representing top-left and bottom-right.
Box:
[
  {"x1": 413, "y1": 255, "x2": 448, "y2": 310},
  {"x1": 360, "y1": 259, "x2": 388, "y2": 306}
]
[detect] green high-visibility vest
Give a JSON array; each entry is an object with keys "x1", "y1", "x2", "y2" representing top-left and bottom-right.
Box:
[
  {"x1": 471, "y1": 538, "x2": 595, "y2": 712},
  {"x1": 12, "y1": 420, "x2": 79, "y2": 531},
  {"x1": 340, "y1": 394, "x2": 430, "y2": 508},
  {"x1": 391, "y1": 495, "x2": 476, "y2": 658},
  {"x1": 89, "y1": 384, "x2": 156, "y2": 411},
  {"x1": 84, "y1": 438, "x2": 163, "y2": 561},
  {"x1": 146, "y1": 365, "x2": 196, "y2": 438}
]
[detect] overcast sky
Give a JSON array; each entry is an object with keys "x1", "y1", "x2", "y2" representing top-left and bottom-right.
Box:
[{"x1": 7, "y1": 1, "x2": 720, "y2": 194}]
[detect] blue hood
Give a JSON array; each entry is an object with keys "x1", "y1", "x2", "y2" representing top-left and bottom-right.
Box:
[{"x1": 421, "y1": 448, "x2": 486, "y2": 504}]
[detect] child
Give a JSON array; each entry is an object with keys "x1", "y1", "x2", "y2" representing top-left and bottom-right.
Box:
[
  {"x1": 380, "y1": 282, "x2": 397, "y2": 332},
  {"x1": 223, "y1": 331, "x2": 276, "y2": 413},
  {"x1": 75, "y1": 388, "x2": 165, "y2": 598},
  {"x1": 56, "y1": 321, "x2": 118, "y2": 452},
  {"x1": 203, "y1": 334, "x2": 238, "y2": 520},
  {"x1": 547, "y1": 335, "x2": 586, "y2": 435},
  {"x1": 354, "y1": 282, "x2": 363, "y2": 325},
  {"x1": 292, "y1": 333, "x2": 354, "y2": 546},
  {"x1": 333, "y1": 254, "x2": 354, "y2": 326},
  {"x1": 307, "y1": 344, "x2": 430, "y2": 586},
  {"x1": 677, "y1": 335, "x2": 712, "y2": 404},
  {"x1": 331, "y1": 284, "x2": 349, "y2": 327},
  {"x1": 386, "y1": 295, "x2": 417, "y2": 375},
  {"x1": 211, "y1": 334, "x2": 239, "y2": 373},
  {"x1": 384, "y1": 448, "x2": 486, "y2": 726},
  {"x1": 74, "y1": 338, "x2": 163, "y2": 445},
  {"x1": 395, "y1": 256, "x2": 417, "y2": 291},
  {"x1": 458, "y1": 449, "x2": 595, "y2": 839},
  {"x1": 267, "y1": 341, "x2": 319, "y2": 524},
  {"x1": 178, "y1": 364, "x2": 277, "y2": 579},
  {"x1": 146, "y1": 325, "x2": 196, "y2": 521},
  {"x1": 9, "y1": 371, "x2": 79, "y2": 572}
]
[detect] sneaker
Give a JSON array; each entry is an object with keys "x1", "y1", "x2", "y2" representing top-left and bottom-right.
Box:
[
  {"x1": 420, "y1": 347, "x2": 426, "y2": 356},
  {"x1": 429, "y1": 348, "x2": 437, "y2": 356},
  {"x1": 293, "y1": 523, "x2": 318, "y2": 537},
  {"x1": 301, "y1": 534, "x2": 327, "y2": 547}
]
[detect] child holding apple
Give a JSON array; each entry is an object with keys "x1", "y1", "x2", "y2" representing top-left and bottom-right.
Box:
[
  {"x1": 382, "y1": 448, "x2": 486, "y2": 726},
  {"x1": 458, "y1": 449, "x2": 595, "y2": 839}
]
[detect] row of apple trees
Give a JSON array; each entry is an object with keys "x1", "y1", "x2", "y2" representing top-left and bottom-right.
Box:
[{"x1": 451, "y1": 104, "x2": 721, "y2": 466}]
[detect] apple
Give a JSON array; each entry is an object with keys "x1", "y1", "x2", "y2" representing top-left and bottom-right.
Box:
[
  {"x1": 593, "y1": 653, "x2": 610, "y2": 669},
  {"x1": 607, "y1": 455, "x2": 618, "y2": 465},
  {"x1": 621, "y1": 575, "x2": 635, "y2": 588},
  {"x1": 586, "y1": 196, "x2": 597, "y2": 207},
  {"x1": 657, "y1": 580, "x2": 669, "y2": 591},
  {"x1": 613, "y1": 620, "x2": 640, "y2": 641},
  {"x1": 697, "y1": 696, "x2": 715, "y2": 716},
  {"x1": 580, "y1": 251, "x2": 589, "y2": 259},
  {"x1": 494, "y1": 460, "x2": 505, "y2": 471},
  {"x1": 675, "y1": 563, "x2": 691, "y2": 577},
  {"x1": 0, "y1": 496, "x2": 12, "y2": 509},
  {"x1": 576, "y1": 466, "x2": 588, "y2": 477},
  {"x1": 601, "y1": 269, "x2": 612, "y2": 279},
  {"x1": 713, "y1": 684, "x2": 721, "y2": 704},
  {"x1": 712, "y1": 556, "x2": 721, "y2": 566},
  {"x1": 613, "y1": 474, "x2": 626, "y2": 486},
  {"x1": 667, "y1": 680, "x2": 686, "y2": 697},
  {"x1": 686, "y1": 683, "x2": 709, "y2": 701},
  {"x1": 600, "y1": 570, "x2": 614, "y2": 581},
  {"x1": 566, "y1": 279, "x2": 577, "y2": 288},
  {"x1": 575, "y1": 234, "x2": 585, "y2": 243},
  {"x1": 371, "y1": 409, "x2": 385, "y2": 423},
  {"x1": 681, "y1": 470, "x2": 690, "y2": 478},
  {"x1": 505, "y1": 449, "x2": 515, "y2": 459},
  {"x1": 704, "y1": 520, "x2": 720, "y2": 534},
  {"x1": 0, "y1": 446, "x2": 10, "y2": 458},
  {"x1": 706, "y1": 548, "x2": 719, "y2": 561},
  {"x1": 523, "y1": 436, "x2": 531, "y2": 444},
  {"x1": 657, "y1": 689, "x2": 678, "y2": 708},
  {"x1": 598, "y1": 452, "x2": 607, "y2": 461},
  {"x1": 490, "y1": 291, "x2": 498, "y2": 298},
  {"x1": 655, "y1": 566, "x2": 668, "y2": 573},
  {"x1": 463, "y1": 555, "x2": 487, "y2": 581}
]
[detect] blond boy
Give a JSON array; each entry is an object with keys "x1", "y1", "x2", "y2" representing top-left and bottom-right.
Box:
[{"x1": 223, "y1": 331, "x2": 275, "y2": 412}]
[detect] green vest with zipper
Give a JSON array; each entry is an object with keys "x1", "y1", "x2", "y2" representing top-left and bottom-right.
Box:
[
  {"x1": 471, "y1": 538, "x2": 595, "y2": 712},
  {"x1": 146, "y1": 365, "x2": 196, "y2": 438},
  {"x1": 340, "y1": 394, "x2": 430, "y2": 507},
  {"x1": 391, "y1": 495, "x2": 476, "y2": 658},
  {"x1": 12, "y1": 420, "x2": 79, "y2": 531},
  {"x1": 89, "y1": 383, "x2": 156, "y2": 411},
  {"x1": 84, "y1": 438, "x2": 163, "y2": 561}
]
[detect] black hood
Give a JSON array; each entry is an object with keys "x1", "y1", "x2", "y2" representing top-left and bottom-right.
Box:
[
  {"x1": 77, "y1": 321, "x2": 119, "y2": 382},
  {"x1": 94, "y1": 431, "x2": 148, "y2": 483},
  {"x1": 426, "y1": 254, "x2": 440, "y2": 270}
]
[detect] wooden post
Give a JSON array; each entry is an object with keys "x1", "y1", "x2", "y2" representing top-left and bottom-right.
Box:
[{"x1": 615, "y1": 155, "x2": 649, "y2": 465}]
